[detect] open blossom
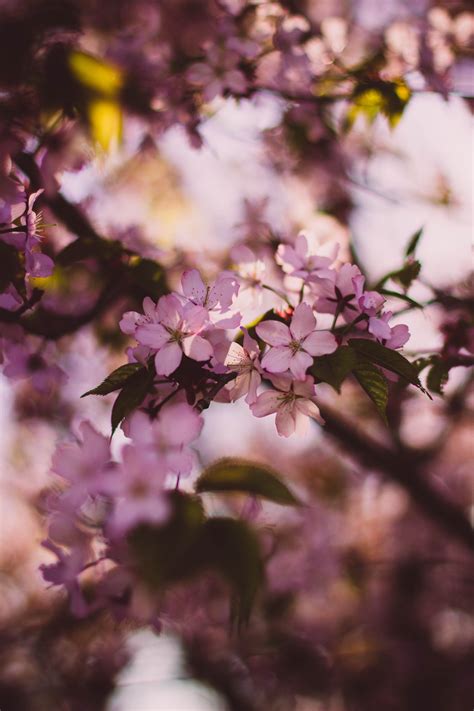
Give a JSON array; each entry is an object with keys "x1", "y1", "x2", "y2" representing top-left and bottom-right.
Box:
[
  {"x1": 276, "y1": 232, "x2": 337, "y2": 283},
  {"x1": 120, "y1": 296, "x2": 160, "y2": 337},
  {"x1": 312, "y1": 263, "x2": 362, "y2": 319},
  {"x1": 225, "y1": 328, "x2": 262, "y2": 404},
  {"x1": 51, "y1": 421, "x2": 112, "y2": 505},
  {"x1": 251, "y1": 374, "x2": 323, "y2": 437},
  {"x1": 123, "y1": 404, "x2": 203, "y2": 477},
  {"x1": 106, "y1": 445, "x2": 170, "y2": 535},
  {"x1": 181, "y1": 269, "x2": 241, "y2": 329},
  {"x1": 135, "y1": 294, "x2": 213, "y2": 376},
  {"x1": 256, "y1": 303, "x2": 337, "y2": 380}
]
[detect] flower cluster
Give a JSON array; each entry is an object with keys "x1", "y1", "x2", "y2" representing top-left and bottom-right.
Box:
[
  {"x1": 41, "y1": 404, "x2": 203, "y2": 619},
  {"x1": 0, "y1": 165, "x2": 54, "y2": 311},
  {"x1": 115, "y1": 232, "x2": 410, "y2": 437}
]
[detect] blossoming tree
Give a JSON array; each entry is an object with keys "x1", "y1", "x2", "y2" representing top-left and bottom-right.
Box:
[{"x1": 0, "y1": 1, "x2": 472, "y2": 709}]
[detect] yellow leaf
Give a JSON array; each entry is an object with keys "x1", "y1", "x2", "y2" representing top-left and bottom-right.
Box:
[
  {"x1": 69, "y1": 51, "x2": 123, "y2": 97},
  {"x1": 87, "y1": 98, "x2": 122, "y2": 151}
]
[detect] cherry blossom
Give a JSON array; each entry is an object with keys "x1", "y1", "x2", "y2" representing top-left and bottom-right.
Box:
[
  {"x1": 225, "y1": 328, "x2": 262, "y2": 404},
  {"x1": 123, "y1": 404, "x2": 203, "y2": 477},
  {"x1": 106, "y1": 445, "x2": 170, "y2": 535},
  {"x1": 135, "y1": 294, "x2": 213, "y2": 375},
  {"x1": 251, "y1": 374, "x2": 323, "y2": 437},
  {"x1": 277, "y1": 232, "x2": 338, "y2": 283},
  {"x1": 51, "y1": 421, "x2": 112, "y2": 505},
  {"x1": 256, "y1": 303, "x2": 337, "y2": 380},
  {"x1": 181, "y1": 269, "x2": 241, "y2": 329}
]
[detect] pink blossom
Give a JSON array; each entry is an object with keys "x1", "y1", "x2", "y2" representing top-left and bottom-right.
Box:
[
  {"x1": 181, "y1": 269, "x2": 241, "y2": 329},
  {"x1": 135, "y1": 294, "x2": 213, "y2": 376},
  {"x1": 256, "y1": 303, "x2": 337, "y2": 380},
  {"x1": 120, "y1": 296, "x2": 160, "y2": 337},
  {"x1": 51, "y1": 421, "x2": 112, "y2": 504},
  {"x1": 40, "y1": 539, "x2": 91, "y2": 617},
  {"x1": 312, "y1": 263, "x2": 363, "y2": 317},
  {"x1": 225, "y1": 329, "x2": 262, "y2": 404},
  {"x1": 124, "y1": 403, "x2": 203, "y2": 477},
  {"x1": 251, "y1": 374, "x2": 323, "y2": 437},
  {"x1": 277, "y1": 232, "x2": 337, "y2": 283},
  {"x1": 2, "y1": 341, "x2": 67, "y2": 393},
  {"x1": 107, "y1": 445, "x2": 170, "y2": 535}
]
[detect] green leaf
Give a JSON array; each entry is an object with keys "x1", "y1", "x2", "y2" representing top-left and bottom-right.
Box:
[
  {"x1": 111, "y1": 366, "x2": 154, "y2": 433},
  {"x1": 128, "y1": 491, "x2": 206, "y2": 588},
  {"x1": 378, "y1": 288, "x2": 423, "y2": 309},
  {"x1": 426, "y1": 359, "x2": 449, "y2": 395},
  {"x1": 353, "y1": 359, "x2": 389, "y2": 423},
  {"x1": 128, "y1": 494, "x2": 263, "y2": 627},
  {"x1": 196, "y1": 457, "x2": 299, "y2": 506},
  {"x1": 349, "y1": 338, "x2": 422, "y2": 389},
  {"x1": 405, "y1": 227, "x2": 424, "y2": 257},
  {"x1": 310, "y1": 346, "x2": 357, "y2": 392},
  {"x1": 81, "y1": 363, "x2": 144, "y2": 397},
  {"x1": 198, "y1": 517, "x2": 263, "y2": 628},
  {"x1": 375, "y1": 260, "x2": 421, "y2": 291}
]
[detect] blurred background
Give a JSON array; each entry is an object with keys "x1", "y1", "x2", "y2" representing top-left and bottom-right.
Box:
[{"x1": 0, "y1": 0, "x2": 473, "y2": 709}]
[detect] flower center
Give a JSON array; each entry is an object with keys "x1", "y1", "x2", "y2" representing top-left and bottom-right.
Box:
[{"x1": 289, "y1": 339, "x2": 302, "y2": 354}]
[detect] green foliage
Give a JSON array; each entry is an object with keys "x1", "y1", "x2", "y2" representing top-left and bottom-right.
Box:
[
  {"x1": 310, "y1": 346, "x2": 357, "y2": 393},
  {"x1": 128, "y1": 492, "x2": 263, "y2": 627},
  {"x1": 348, "y1": 339, "x2": 423, "y2": 389},
  {"x1": 353, "y1": 358, "x2": 389, "y2": 423},
  {"x1": 405, "y1": 227, "x2": 424, "y2": 257},
  {"x1": 81, "y1": 363, "x2": 144, "y2": 397},
  {"x1": 110, "y1": 366, "x2": 155, "y2": 433},
  {"x1": 378, "y1": 287, "x2": 422, "y2": 309},
  {"x1": 196, "y1": 457, "x2": 300, "y2": 506},
  {"x1": 426, "y1": 358, "x2": 450, "y2": 395}
]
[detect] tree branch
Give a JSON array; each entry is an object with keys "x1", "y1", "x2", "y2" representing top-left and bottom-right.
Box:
[{"x1": 318, "y1": 403, "x2": 474, "y2": 553}]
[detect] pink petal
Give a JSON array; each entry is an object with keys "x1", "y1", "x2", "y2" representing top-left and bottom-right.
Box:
[
  {"x1": 155, "y1": 342, "x2": 182, "y2": 375},
  {"x1": 368, "y1": 317, "x2": 392, "y2": 341},
  {"x1": 120, "y1": 311, "x2": 141, "y2": 335},
  {"x1": 261, "y1": 346, "x2": 292, "y2": 373},
  {"x1": 183, "y1": 334, "x2": 213, "y2": 362},
  {"x1": 295, "y1": 398, "x2": 323, "y2": 422},
  {"x1": 290, "y1": 303, "x2": 316, "y2": 339},
  {"x1": 183, "y1": 303, "x2": 209, "y2": 333},
  {"x1": 245, "y1": 370, "x2": 261, "y2": 405},
  {"x1": 295, "y1": 232, "x2": 308, "y2": 259},
  {"x1": 386, "y1": 324, "x2": 410, "y2": 349},
  {"x1": 160, "y1": 403, "x2": 203, "y2": 446},
  {"x1": 302, "y1": 331, "x2": 338, "y2": 356},
  {"x1": 181, "y1": 269, "x2": 206, "y2": 305},
  {"x1": 156, "y1": 294, "x2": 182, "y2": 329},
  {"x1": 251, "y1": 390, "x2": 281, "y2": 417},
  {"x1": 136, "y1": 323, "x2": 169, "y2": 349},
  {"x1": 213, "y1": 312, "x2": 242, "y2": 329},
  {"x1": 256, "y1": 320, "x2": 291, "y2": 346},
  {"x1": 275, "y1": 408, "x2": 296, "y2": 437},
  {"x1": 289, "y1": 350, "x2": 313, "y2": 380}
]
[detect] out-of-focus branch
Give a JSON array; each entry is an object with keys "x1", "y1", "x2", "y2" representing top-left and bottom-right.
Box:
[{"x1": 318, "y1": 403, "x2": 474, "y2": 553}]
